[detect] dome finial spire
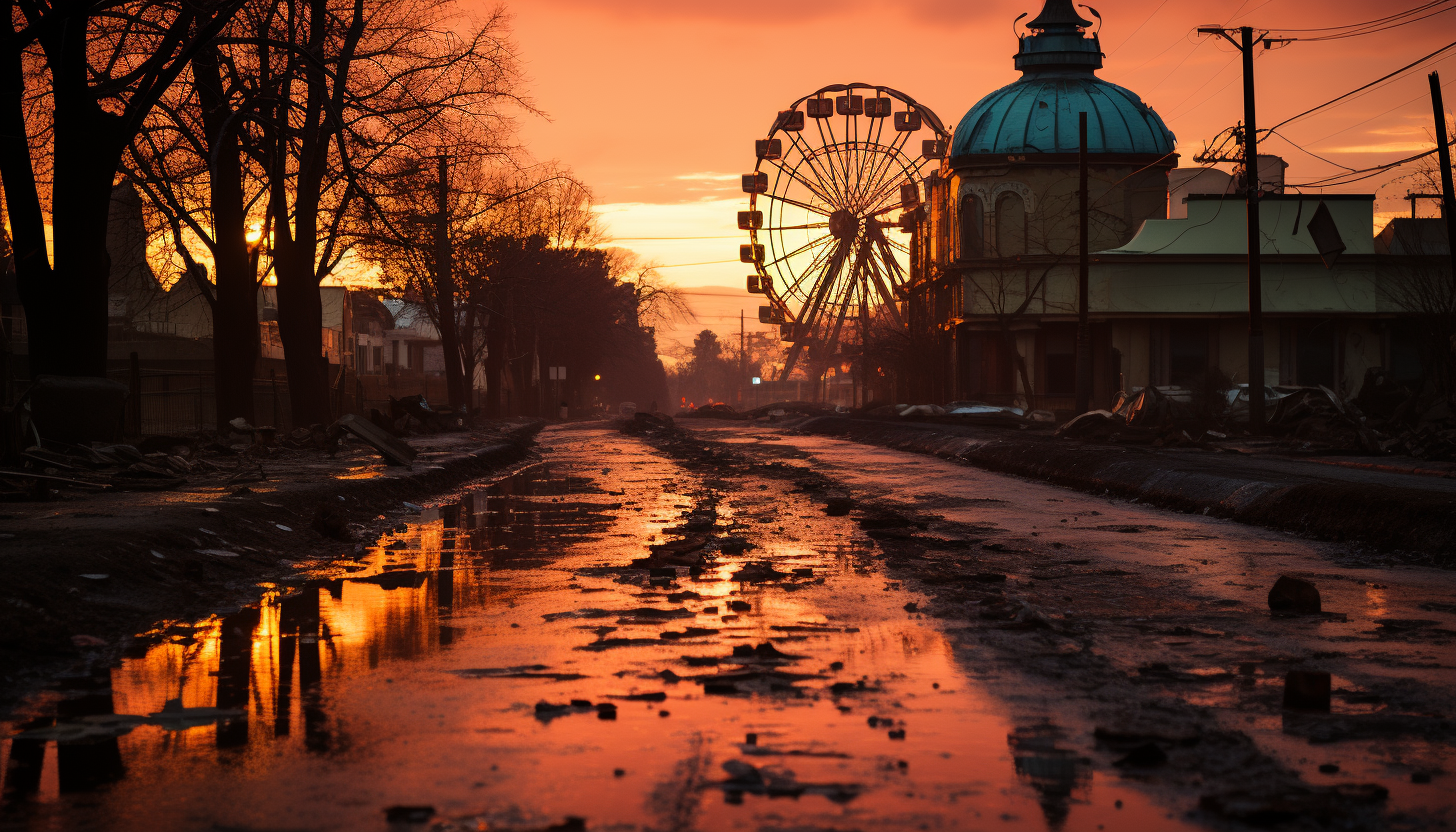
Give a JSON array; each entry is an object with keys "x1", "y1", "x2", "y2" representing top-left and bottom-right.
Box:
[
  {"x1": 1026, "y1": 0, "x2": 1093, "y2": 31},
  {"x1": 1016, "y1": 0, "x2": 1103, "y2": 73}
]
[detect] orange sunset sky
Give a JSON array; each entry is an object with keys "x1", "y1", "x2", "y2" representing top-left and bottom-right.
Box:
[{"x1": 499, "y1": 0, "x2": 1456, "y2": 355}]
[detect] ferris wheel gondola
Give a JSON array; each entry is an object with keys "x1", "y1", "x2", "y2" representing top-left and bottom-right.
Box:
[{"x1": 741, "y1": 82, "x2": 950, "y2": 379}]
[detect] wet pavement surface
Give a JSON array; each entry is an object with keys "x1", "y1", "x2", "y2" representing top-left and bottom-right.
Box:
[{"x1": 2, "y1": 423, "x2": 1453, "y2": 831}]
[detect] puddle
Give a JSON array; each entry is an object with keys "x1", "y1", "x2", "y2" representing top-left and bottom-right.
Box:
[{"x1": 0, "y1": 430, "x2": 1199, "y2": 831}]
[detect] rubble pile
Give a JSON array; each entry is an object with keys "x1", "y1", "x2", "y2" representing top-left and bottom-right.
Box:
[
  {"x1": 868, "y1": 401, "x2": 1055, "y2": 429},
  {"x1": 1351, "y1": 369, "x2": 1456, "y2": 460},
  {"x1": 679, "y1": 401, "x2": 837, "y2": 421},
  {"x1": 1048, "y1": 369, "x2": 1456, "y2": 461}
]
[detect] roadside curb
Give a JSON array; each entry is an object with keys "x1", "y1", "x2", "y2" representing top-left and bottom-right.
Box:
[
  {"x1": 0, "y1": 420, "x2": 544, "y2": 704},
  {"x1": 794, "y1": 416, "x2": 1456, "y2": 558}
]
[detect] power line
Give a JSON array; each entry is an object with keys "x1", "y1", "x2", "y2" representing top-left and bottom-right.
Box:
[
  {"x1": 1143, "y1": 37, "x2": 1215, "y2": 94},
  {"x1": 1107, "y1": 0, "x2": 1171, "y2": 56},
  {"x1": 1265, "y1": 39, "x2": 1456, "y2": 133},
  {"x1": 1269, "y1": 0, "x2": 1450, "y2": 32},
  {"x1": 609, "y1": 235, "x2": 742, "y2": 241},
  {"x1": 1286, "y1": 148, "x2": 1439, "y2": 188},
  {"x1": 1264, "y1": 129, "x2": 1356, "y2": 171},
  {"x1": 1271, "y1": 1, "x2": 1456, "y2": 40},
  {"x1": 1165, "y1": 51, "x2": 1248, "y2": 118},
  {"x1": 653, "y1": 259, "x2": 739, "y2": 269},
  {"x1": 1120, "y1": 31, "x2": 1195, "y2": 76},
  {"x1": 1302, "y1": 73, "x2": 1456, "y2": 147}
]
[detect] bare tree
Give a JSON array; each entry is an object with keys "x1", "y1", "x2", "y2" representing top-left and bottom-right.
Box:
[
  {"x1": 242, "y1": 0, "x2": 524, "y2": 424},
  {"x1": 123, "y1": 8, "x2": 276, "y2": 427},
  {"x1": 0, "y1": 0, "x2": 244, "y2": 380},
  {"x1": 358, "y1": 153, "x2": 585, "y2": 410}
]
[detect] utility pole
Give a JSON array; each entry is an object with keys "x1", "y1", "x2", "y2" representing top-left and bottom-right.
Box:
[
  {"x1": 1075, "y1": 111, "x2": 1092, "y2": 414},
  {"x1": 739, "y1": 309, "x2": 746, "y2": 406},
  {"x1": 1429, "y1": 72, "x2": 1456, "y2": 290},
  {"x1": 1198, "y1": 25, "x2": 1266, "y2": 432},
  {"x1": 1241, "y1": 26, "x2": 1265, "y2": 434}
]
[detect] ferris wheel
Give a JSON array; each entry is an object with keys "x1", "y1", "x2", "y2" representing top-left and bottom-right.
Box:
[{"x1": 741, "y1": 82, "x2": 950, "y2": 379}]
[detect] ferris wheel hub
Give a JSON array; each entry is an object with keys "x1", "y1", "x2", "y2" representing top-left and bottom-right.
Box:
[{"x1": 829, "y1": 209, "x2": 859, "y2": 241}]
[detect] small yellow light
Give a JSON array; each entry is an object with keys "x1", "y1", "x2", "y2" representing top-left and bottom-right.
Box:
[{"x1": 593, "y1": 374, "x2": 601, "y2": 381}]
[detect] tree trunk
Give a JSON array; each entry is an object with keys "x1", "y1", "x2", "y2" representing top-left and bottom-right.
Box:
[
  {"x1": 433, "y1": 278, "x2": 468, "y2": 410},
  {"x1": 482, "y1": 289, "x2": 510, "y2": 417},
  {"x1": 196, "y1": 45, "x2": 258, "y2": 429},
  {"x1": 0, "y1": 18, "x2": 52, "y2": 379},
  {"x1": 31, "y1": 97, "x2": 122, "y2": 379},
  {"x1": 267, "y1": 0, "x2": 364, "y2": 428},
  {"x1": 275, "y1": 253, "x2": 331, "y2": 426}
]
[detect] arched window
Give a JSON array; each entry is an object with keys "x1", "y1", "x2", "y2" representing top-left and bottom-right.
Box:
[
  {"x1": 996, "y1": 191, "x2": 1026, "y2": 256},
  {"x1": 959, "y1": 195, "x2": 983, "y2": 258}
]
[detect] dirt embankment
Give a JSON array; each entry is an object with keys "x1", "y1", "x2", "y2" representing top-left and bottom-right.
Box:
[
  {"x1": 794, "y1": 416, "x2": 1456, "y2": 560},
  {"x1": 0, "y1": 421, "x2": 543, "y2": 704}
]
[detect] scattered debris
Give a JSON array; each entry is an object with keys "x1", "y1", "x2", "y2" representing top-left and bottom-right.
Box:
[{"x1": 332, "y1": 414, "x2": 417, "y2": 466}]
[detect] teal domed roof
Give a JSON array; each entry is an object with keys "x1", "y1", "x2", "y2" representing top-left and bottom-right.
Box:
[{"x1": 951, "y1": 0, "x2": 1175, "y2": 159}]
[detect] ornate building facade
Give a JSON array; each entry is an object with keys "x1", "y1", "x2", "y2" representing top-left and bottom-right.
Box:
[{"x1": 904, "y1": 0, "x2": 1442, "y2": 411}]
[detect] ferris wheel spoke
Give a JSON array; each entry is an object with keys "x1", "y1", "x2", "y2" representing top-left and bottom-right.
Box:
[
  {"x1": 845, "y1": 146, "x2": 879, "y2": 214},
  {"x1": 875, "y1": 236, "x2": 908, "y2": 285},
  {"x1": 778, "y1": 238, "x2": 842, "y2": 305},
  {"x1": 867, "y1": 259, "x2": 906, "y2": 327},
  {"x1": 820, "y1": 116, "x2": 852, "y2": 205},
  {"x1": 864, "y1": 128, "x2": 929, "y2": 210},
  {"x1": 856, "y1": 129, "x2": 914, "y2": 213},
  {"x1": 775, "y1": 143, "x2": 847, "y2": 210},
  {"x1": 850, "y1": 118, "x2": 888, "y2": 210},
  {"x1": 765, "y1": 157, "x2": 837, "y2": 211},
  {"x1": 824, "y1": 242, "x2": 871, "y2": 355},
  {"x1": 785, "y1": 132, "x2": 848, "y2": 209},
  {"x1": 760, "y1": 191, "x2": 832, "y2": 217},
  {"x1": 762, "y1": 222, "x2": 830, "y2": 232},
  {"x1": 810, "y1": 118, "x2": 845, "y2": 208},
  {"x1": 860, "y1": 148, "x2": 925, "y2": 215},
  {"x1": 764, "y1": 232, "x2": 836, "y2": 271},
  {"x1": 796, "y1": 238, "x2": 852, "y2": 338}
]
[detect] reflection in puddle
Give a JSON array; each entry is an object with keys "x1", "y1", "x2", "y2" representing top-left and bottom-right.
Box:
[{"x1": 1, "y1": 433, "x2": 1197, "y2": 831}]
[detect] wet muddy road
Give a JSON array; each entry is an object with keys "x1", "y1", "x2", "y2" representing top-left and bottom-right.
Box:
[{"x1": 2, "y1": 422, "x2": 1453, "y2": 831}]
